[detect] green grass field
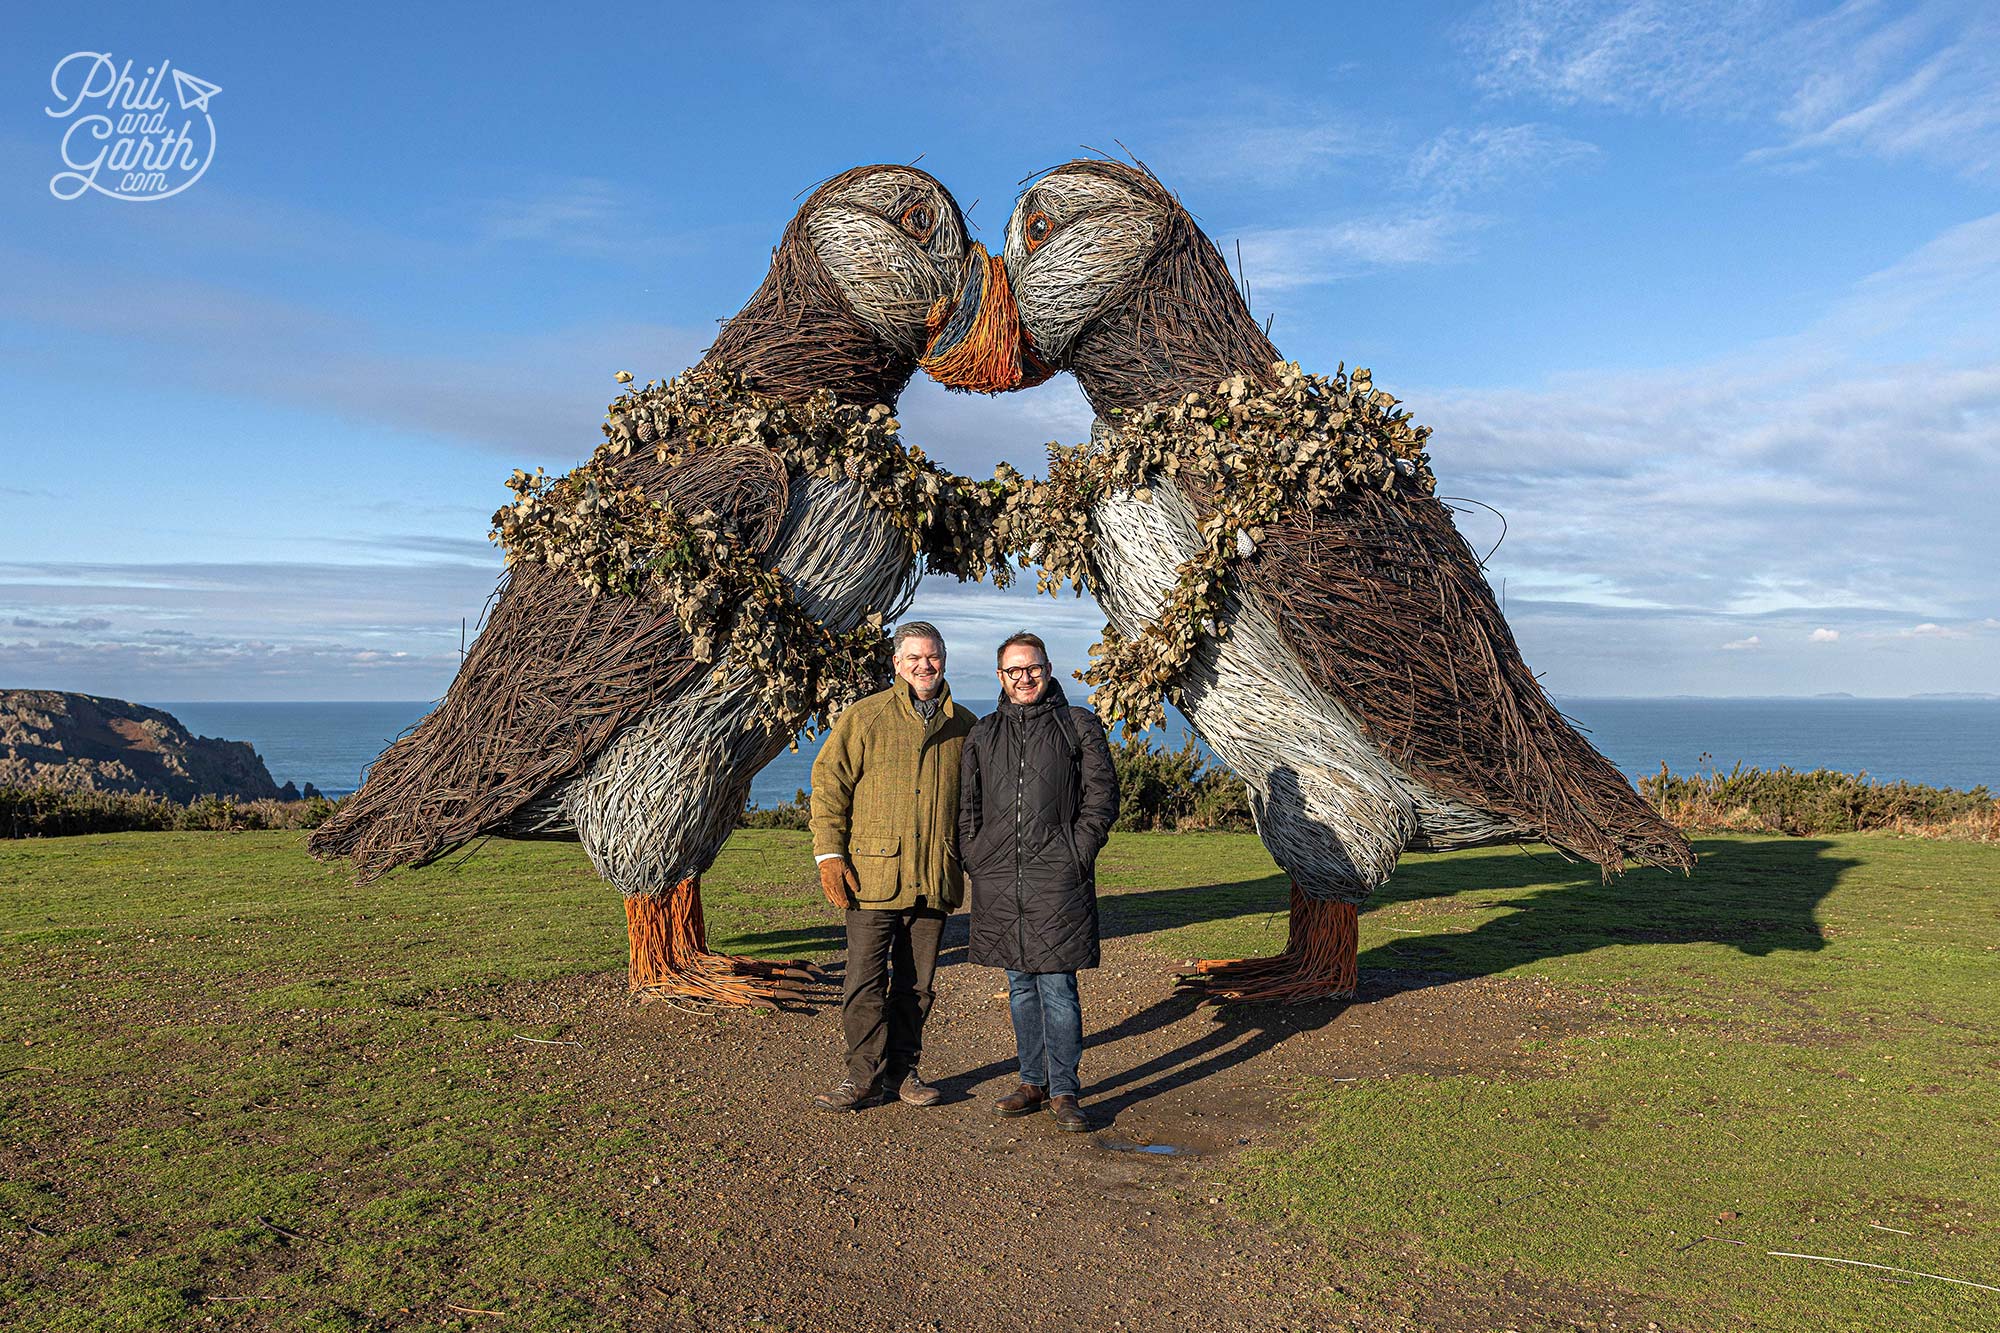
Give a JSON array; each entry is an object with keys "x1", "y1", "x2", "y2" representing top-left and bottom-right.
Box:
[{"x1": 2, "y1": 829, "x2": 1995, "y2": 1330}]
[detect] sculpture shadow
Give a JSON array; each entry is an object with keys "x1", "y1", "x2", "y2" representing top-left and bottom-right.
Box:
[
  {"x1": 942, "y1": 833, "x2": 1856, "y2": 1125},
  {"x1": 721, "y1": 869, "x2": 1294, "y2": 960}
]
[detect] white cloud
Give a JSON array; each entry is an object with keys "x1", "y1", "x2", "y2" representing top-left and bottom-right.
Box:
[
  {"x1": 1809, "y1": 627, "x2": 1840, "y2": 642},
  {"x1": 895, "y1": 376, "x2": 1094, "y2": 479},
  {"x1": 1721, "y1": 634, "x2": 1762, "y2": 651},
  {"x1": 1878, "y1": 622, "x2": 1969, "y2": 640},
  {"x1": 1412, "y1": 207, "x2": 2000, "y2": 694},
  {"x1": 0, "y1": 554, "x2": 497, "y2": 699}
]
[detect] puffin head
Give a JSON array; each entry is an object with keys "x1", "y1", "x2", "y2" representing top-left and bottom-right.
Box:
[
  {"x1": 925, "y1": 159, "x2": 1276, "y2": 413},
  {"x1": 795, "y1": 164, "x2": 971, "y2": 360},
  {"x1": 712, "y1": 165, "x2": 973, "y2": 403},
  {"x1": 1002, "y1": 161, "x2": 1171, "y2": 367}
]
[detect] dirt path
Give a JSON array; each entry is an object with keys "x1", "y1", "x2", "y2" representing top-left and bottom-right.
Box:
[{"x1": 483, "y1": 921, "x2": 1661, "y2": 1332}]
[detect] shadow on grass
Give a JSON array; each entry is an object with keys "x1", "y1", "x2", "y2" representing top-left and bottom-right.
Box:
[{"x1": 943, "y1": 835, "x2": 1857, "y2": 1124}]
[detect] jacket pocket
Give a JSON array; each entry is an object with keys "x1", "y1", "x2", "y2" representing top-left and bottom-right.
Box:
[
  {"x1": 1059, "y1": 825, "x2": 1090, "y2": 881},
  {"x1": 965, "y1": 823, "x2": 1006, "y2": 877},
  {"x1": 850, "y1": 832, "x2": 901, "y2": 903}
]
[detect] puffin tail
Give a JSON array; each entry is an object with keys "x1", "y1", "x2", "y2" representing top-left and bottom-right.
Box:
[
  {"x1": 306, "y1": 565, "x2": 639, "y2": 884},
  {"x1": 1517, "y1": 724, "x2": 1697, "y2": 878},
  {"x1": 306, "y1": 710, "x2": 485, "y2": 882},
  {"x1": 1246, "y1": 489, "x2": 1696, "y2": 881}
]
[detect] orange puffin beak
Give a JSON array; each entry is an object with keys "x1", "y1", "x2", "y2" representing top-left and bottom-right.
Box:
[{"x1": 919, "y1": 243, "x2": 1055, "y2": 394}]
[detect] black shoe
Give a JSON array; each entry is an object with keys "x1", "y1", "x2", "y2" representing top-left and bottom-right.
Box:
[
  {"x1": 813, "y1": 1078, "x2": 878, "y2": 1112},
  {"x1": 994, "y1": 1082, "x2": 1048, "y2": 1117},
  {"x1": 1046, "y1": 1094, "x2": 1090, "y2": 1132}
]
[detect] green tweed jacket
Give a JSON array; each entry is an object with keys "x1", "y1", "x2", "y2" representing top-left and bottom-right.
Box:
[{"x1": 809, "y1": 679, "x2": 977, "y2": 911}]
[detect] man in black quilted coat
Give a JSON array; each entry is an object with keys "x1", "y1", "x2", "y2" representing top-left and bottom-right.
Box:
[{"x1": 958, "y1": 631, "x2": 1119, "y2": 1131}]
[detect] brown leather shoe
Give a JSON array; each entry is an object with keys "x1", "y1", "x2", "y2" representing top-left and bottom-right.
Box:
[
  {"x1": 1046, "y1": 1094, "x2": 1091, "y2": 1132},
  {"x1": 813, "y1": 1078, "x2": 878, "y2": 1113},
  {"x1": 897, "y1": 1071, "x2": 942, "y2": 1107},
  {"x1": 993, "y1": 1082, "x2": 1048, "y2": 1117}
]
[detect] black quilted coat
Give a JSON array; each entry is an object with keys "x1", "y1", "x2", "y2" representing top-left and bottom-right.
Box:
[{"x1": 958, "y1": 682, "x2": 1119, "y2": 973}]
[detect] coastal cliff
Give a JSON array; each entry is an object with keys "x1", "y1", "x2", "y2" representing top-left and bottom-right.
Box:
[{"x1": 0, "y1": 690, "x2": 291, "y2": 802}]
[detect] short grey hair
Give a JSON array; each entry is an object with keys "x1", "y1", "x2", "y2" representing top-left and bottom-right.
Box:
[{"x1": 892, "y1": 621, "x2": 945, "y2": 655}]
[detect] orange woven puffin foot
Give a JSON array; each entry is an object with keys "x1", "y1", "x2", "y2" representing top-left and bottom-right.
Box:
[
  {"x1": 626, "y1": 878, "x2": 823, "y2": 1006},
  {"x1": 1177, "y1": 882, "x2": 1358, "y2": 1004}
]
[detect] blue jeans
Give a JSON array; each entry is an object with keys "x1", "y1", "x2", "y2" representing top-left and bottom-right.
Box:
[{"x1": 1006, "y1": 970, "x2": 1082, "y2": 1099}]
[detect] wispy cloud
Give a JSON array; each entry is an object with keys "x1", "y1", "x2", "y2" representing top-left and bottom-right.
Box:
[
  {"x1": 1175, "y1": 105, "x2": 1596, "y2": 292},
  {"x1": 1721, "y1": 634, "x2": 1762, "y2": 651},
  {"x1": 1464, "y1": 0, "x2": 1774, "y2": 112},
  {"x1": 1407, "y1": 122, "x2": 1599, "y2": 199},
  {"x1": 0, "y1": 253, "x2": 705, "y2": 457},
  {"x1": 1463, "y1": 0, "x2": 2000, "y2": 179},
  {"x1": 1757, "y1": 4, "x2": 2000, "y2": 178},
  {"x1": 1234, "y1": 211, "x2": 1488, "y2": 291},
  {"x1": 481, "y1": 178, "x2": 642, "y2": 253},
  {"x1": 1160, "y1": 107, "x2": 1375, "y2": 187}
]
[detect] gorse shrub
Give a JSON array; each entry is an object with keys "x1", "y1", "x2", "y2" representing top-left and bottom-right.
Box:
[
  {"x1": 1, "y1": 786, "x2": 341, "y2": 838},
  {"x1": 1640, "y1": 762, "x2": 1997, "y2": 840},
  {"x1": 739, "y1": 788, "x2": 812, "y2": 830},
  {"x1": 1108, "y1": 733, "x2": 1253, "y2": 832}
]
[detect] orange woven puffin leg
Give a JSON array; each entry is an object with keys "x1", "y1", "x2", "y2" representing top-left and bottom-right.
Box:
[
  {"x1": 1177, "y1": 881, "x2": 1358, "y2": 1004},
  {"x1": 626, "y1": 877, "x2": 822, "y2": 1006}
]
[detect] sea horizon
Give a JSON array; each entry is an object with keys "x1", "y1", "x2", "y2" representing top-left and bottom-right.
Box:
[{"x1": 141, "y1": 695, "x2": 2000, "y2": 805}]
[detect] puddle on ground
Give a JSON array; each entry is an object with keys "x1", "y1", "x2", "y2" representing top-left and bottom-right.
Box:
[{"x1": 1096, "y1": 1136, "x2": 1195, "y2": 1156}]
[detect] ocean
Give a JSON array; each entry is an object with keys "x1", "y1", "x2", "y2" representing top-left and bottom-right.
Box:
[{"x1": 152, "y1": 696, "x2": 2000, "y2": 805}]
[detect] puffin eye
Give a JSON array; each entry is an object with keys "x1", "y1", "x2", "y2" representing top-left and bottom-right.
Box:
[
  {"x1": 900, "y1": 203, "x2": 937, "y2": 242},
  {"x1": 1024, "y1": 211, "x2": 1053, "y2": 252}
]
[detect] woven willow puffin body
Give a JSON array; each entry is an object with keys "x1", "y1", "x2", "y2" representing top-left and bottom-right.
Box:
[
  {"x1": 311, "y1": 166, "x2": 1010, "y2": 1005},
  {"x1": 928, "y1": 159, "x2": 1694, "y2": 1003}
]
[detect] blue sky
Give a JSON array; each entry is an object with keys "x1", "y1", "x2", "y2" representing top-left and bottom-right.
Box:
[{"x1": 2, "y1": 1, "x2": 1996, "y2": 700}]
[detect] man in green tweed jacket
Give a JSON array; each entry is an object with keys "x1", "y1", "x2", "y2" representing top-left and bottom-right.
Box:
[{"x1": 810, "y1": 621, "x2": 976, "y2": 1111}]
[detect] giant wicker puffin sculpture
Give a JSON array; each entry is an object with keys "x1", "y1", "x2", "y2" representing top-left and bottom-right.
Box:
[
  {"x1": 928, "y1": 159, "x2": 1693, "y2": 1002},
  {"x1": 313, "y1": 165, "x2": 1003, "y2": 1005}
]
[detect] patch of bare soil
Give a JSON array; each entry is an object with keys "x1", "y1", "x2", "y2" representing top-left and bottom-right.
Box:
[{"x1": 474, "y1": 923, "x2": 1683, "y2": 1332}]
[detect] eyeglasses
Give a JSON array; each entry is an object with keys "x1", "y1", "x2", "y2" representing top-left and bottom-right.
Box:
[{"x1": 999, "y1": 663, "x2": 1050, "y2": 682}]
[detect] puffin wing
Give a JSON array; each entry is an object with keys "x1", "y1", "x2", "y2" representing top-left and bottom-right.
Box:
[
  {"x1": 1241, "y1": 487, "x2": 1693, "y2": 874},
  {"x1": 308, "y1": 441, "x2": 788, "y2": 882}
]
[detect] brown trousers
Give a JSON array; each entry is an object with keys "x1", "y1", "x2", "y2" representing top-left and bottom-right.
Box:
[{"x1": 841, "y1": 905, "x2": 946, "y2": 1088}]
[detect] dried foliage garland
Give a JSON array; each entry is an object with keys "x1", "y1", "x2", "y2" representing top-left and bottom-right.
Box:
[
  {"x1": 1012, "y1": 360, "x2": 1437, "y2": 731},
  {"x1": 491, "y1": 364, "x2": 1017, "y2": 738}
]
